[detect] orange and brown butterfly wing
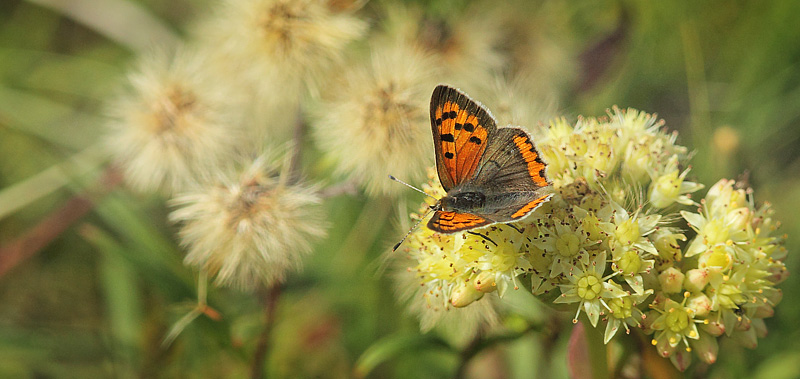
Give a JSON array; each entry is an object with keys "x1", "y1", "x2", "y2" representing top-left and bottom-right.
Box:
[
  {"x1": 428, "y1": 211, "x2": 492, "y2": 233},
  {"x1": 430, "y1": 85, "x2": 497, "y2": 191},
  {"x1": 469, "y1": 127, "x2": 552, "y2": 222}
]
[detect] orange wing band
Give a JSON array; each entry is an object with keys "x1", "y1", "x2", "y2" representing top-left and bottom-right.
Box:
[
  {"x1": 511, "y1": 194, "x2": 552, "y2": 219},
  {"x1": 512, "y1": 135, "x2": 548, "y2": 187}
]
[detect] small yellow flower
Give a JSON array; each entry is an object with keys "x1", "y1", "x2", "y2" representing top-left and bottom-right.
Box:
[
  {"x1": 682, "y1": 179, "x2": 755, "y2": 258},
  {"x1": 554, "y1": 252, "x2": 626, "y2": 326},
  {"x1": 650, "y1": 297, "x2": 702, "y2": 353},
  {"x1": 603, "y1": 201, "x2": 660, "y2": 258},
  {"x1": 604, "y1": 291, "x2": 651, "y2": 343},
  {"x1": 648, "y1": 155, "x2": 703, "y2": 208}
]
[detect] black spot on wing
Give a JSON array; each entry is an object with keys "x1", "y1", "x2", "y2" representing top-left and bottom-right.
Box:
[
  {"x1": 444, "y1": 152, "x2": 454, "y2": 159},
  {"x1": 469, "y1": 136, "x2": 482, "y2": 144},
  {"x1": 441, "y1": 133, "x2": 455, "y2": 142},
  {"x1": 463, "y1": 123, "x2": 475, "y2": 132}
]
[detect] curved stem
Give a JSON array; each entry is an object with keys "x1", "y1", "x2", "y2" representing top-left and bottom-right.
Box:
[
  {"x1": 250, "y1": 284, "x2": 282, "y2": 379},
  {"x1": 0, "y1": 166, "x2": 121, "y2": 277},
  {"x1": 453, "y1": 331, "x2": 483, "y2": 379},
  {"x1": 453, "y1": 323, "x2": 543, "y2": 378}
]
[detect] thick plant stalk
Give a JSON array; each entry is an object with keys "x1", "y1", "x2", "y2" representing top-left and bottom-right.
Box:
[{"x1": 584, "y1": 321, "x2": 609, "y2": 379}]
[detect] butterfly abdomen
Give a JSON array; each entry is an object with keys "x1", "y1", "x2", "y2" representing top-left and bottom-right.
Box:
[{"x1": 441, "y1": 191, "x2": 486, "y2": 213}]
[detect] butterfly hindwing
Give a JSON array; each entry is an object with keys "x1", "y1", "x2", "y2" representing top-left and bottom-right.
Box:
[
  {"x1": 472, "y1": 127, "x2": 550, "y2": 191},
  {"x1": 427, "y1": 211, "x2": 492, "y2": 233},
  {"x1": 464, "y1": 127, "x2": 552, "y2": 222},
  {"x1": 431, "y1": 85, "x2": 498, "y2": 191}
]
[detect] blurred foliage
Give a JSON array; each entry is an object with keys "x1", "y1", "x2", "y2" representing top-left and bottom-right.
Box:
[{"x1": 0, "y1": 0, "x2": 798, "y2": 378}]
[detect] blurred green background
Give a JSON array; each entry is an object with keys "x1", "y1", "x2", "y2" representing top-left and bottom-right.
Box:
[{"x1": 1, "y1": 0, "x2": 799, "y2": 377}]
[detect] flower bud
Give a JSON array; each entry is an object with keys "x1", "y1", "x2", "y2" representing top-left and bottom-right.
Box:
[
  {"x1": 654, "y1": 335, "x2": 677, "y2": 358},
  {"x1": 753, "y1": 303, "x2": 774, "y2": 319},
  {"x1": 669, "y1": 347, "x2": 692, "y2": 372},
  {"x1": 727, "y1": 207, "x2": 751, "y2": 232},
  {"x1": 692, "y1": 331, "x2": 719, "y2": 364},
  {"x1": 767, "y1": 265, "x2": 789, "y2": 285},
  {"x1": 683, "y1": 268, "x2": 710, "y2": 293},
  {"x1": 658, "y1": 267, "x2": 685, "y2": 294},
  {"x1": 701, "y1": 319, "x2": 725, "y2": 337},
  {"x1": 706, "y1": 179, "x2": 732, "y2": 204},
  {"x1": 764, "y1": 288, "x2": 783, "y2": 305},
  {"x1": 734, "y1": 314, "x2": 751, "y2": 331},
  {"x1": 686, "y1": 294, "x2": 712, "y2": 317},
  {"x1": 753, "y1": 318, "x2": 768, "y2": 338},
  {"x1": 733, "y1": 328, "x2": 758, "y2": 349},
  {"x1": 450, "y1": 281, "x2": 485, "y2": 308},
  {"x1": 473, "y1": 272, "x2": 497, "y2": 293}
]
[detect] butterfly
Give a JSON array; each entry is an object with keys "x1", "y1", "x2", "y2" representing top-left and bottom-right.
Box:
[{"x1": 426, "y1": 84, "x2": 552, "y2": 233}]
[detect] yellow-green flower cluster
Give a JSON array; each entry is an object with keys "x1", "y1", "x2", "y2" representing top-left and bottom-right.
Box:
[
  {"x1": 395, "y1": 108, "x2": 787, "y2": 370},
  {"x1": 643, "y1": 178, "x2": 786, "y2": 369}
]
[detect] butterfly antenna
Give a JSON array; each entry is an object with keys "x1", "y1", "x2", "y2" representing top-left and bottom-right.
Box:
[
  {"x1": 388, "y1": 175, "x2": 437, "y2": 201},
  {"x1": 392, "y1": 206, "x2": 436, "y2": 252}
]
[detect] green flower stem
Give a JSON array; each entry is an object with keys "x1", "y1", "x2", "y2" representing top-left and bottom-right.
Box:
[
  {"x1": 454, "y1": 323, "x2": 543, "y2": 378},
  {"x1": 584, "y1": 320, "x2": 609, "y2": 379}
]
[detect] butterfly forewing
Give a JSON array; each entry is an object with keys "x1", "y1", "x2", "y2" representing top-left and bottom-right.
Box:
[{"x1": 430, "y1": 85, "x2": 498, "y2": 191}]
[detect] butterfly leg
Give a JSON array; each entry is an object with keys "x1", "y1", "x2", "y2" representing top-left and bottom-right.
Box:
[
  {"x1": 504, "y1": 223, "x2": 523, "y2": 234},
  {"x1": 466, "y1": 231, "x2": 497, "y2": 246}
]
